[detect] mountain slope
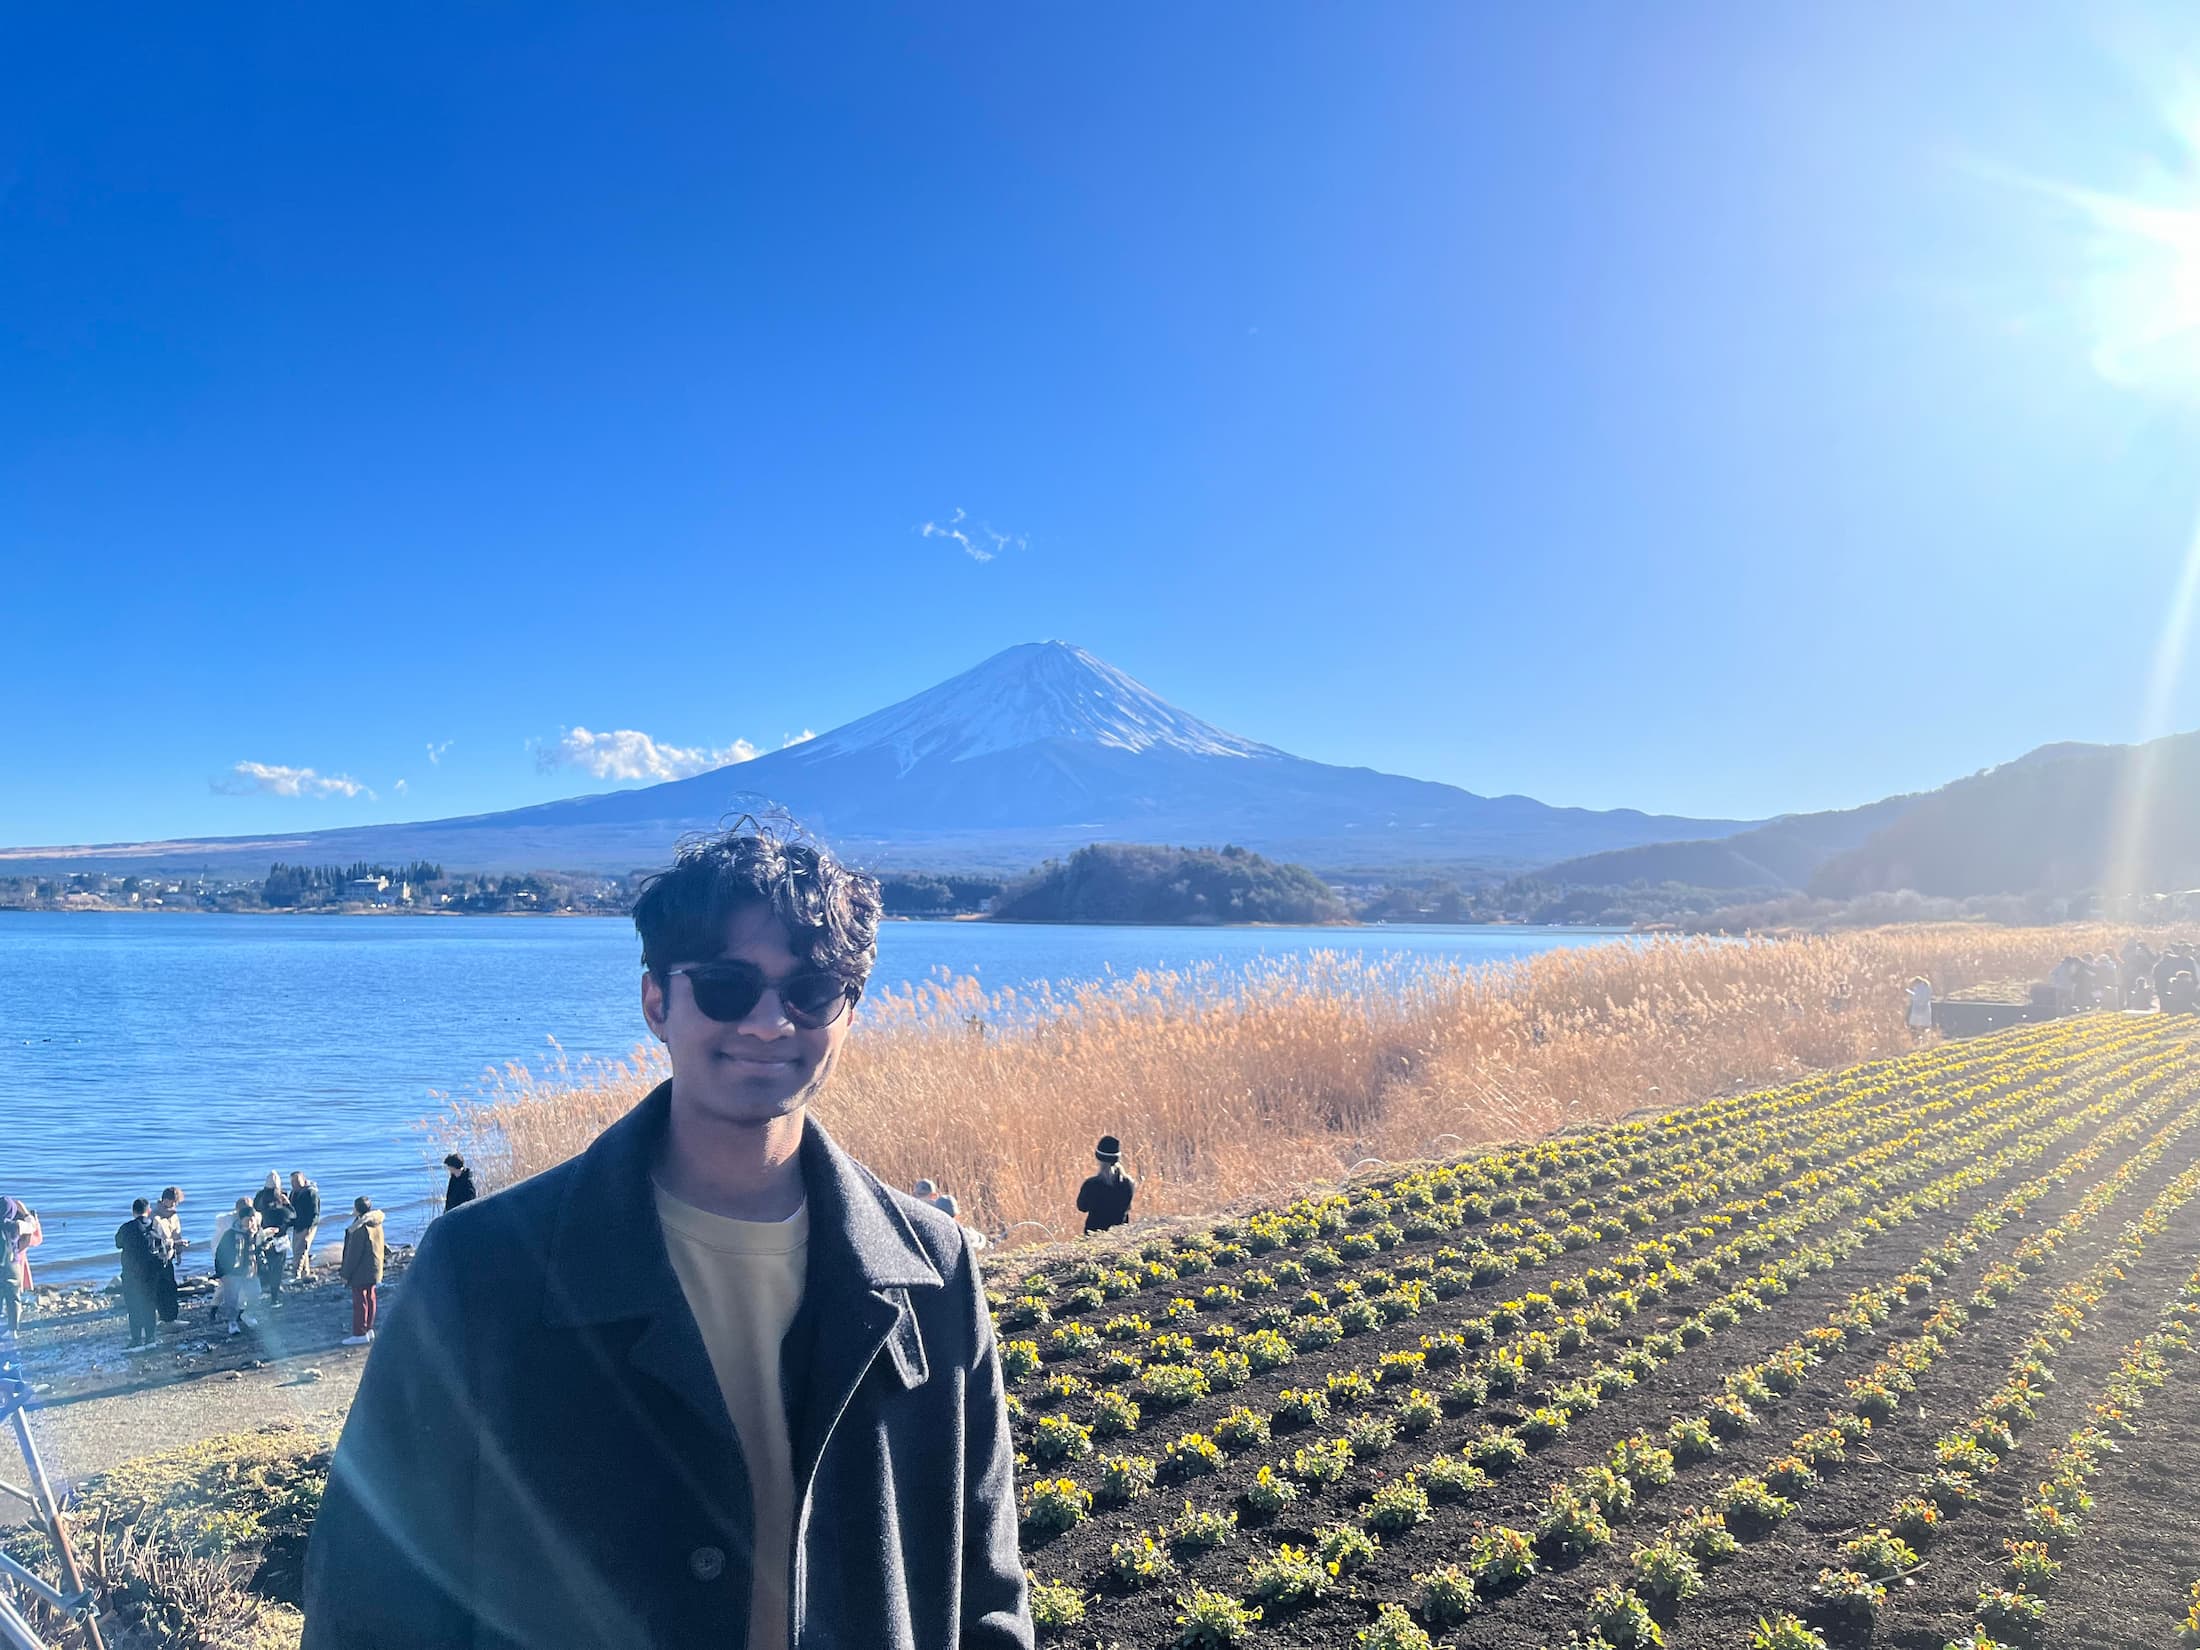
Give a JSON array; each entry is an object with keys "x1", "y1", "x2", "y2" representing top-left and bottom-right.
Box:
[
  {"x1": 0, "y1": 642, "x2": 1757, "y2": 876},
  {"x1": 1532, "y1": 794, "x2": 1920, "y2": 892},
  {"x1": 1810, "y1": 731, "x2": 2200, "y2": 898}
]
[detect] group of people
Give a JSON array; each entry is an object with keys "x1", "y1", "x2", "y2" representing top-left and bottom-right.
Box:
[
  {"x1": 108, "y1": 1165, "x2": 407, "y2": 1350},
  {"x1": 2051, "y1": 940, "x2": 2200, "y2": 1015}
]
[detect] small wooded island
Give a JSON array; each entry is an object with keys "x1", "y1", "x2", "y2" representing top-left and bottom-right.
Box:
[{"x1": 986, "y1": 843, "x2": 1351, "y2": 926}]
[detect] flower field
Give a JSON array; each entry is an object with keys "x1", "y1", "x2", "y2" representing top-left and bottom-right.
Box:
[{"x1": 993, "y1": 1014, "x2": 2200, "y2": 1649}]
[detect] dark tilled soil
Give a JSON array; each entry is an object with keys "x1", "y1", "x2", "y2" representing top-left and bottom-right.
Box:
[
  {"x1": 1026, "y1": 1077, "x2": 2186, "y2": 1648},
  {"x1": 1653, "y1": 1129, "x2": 2200, "y2": 1649}
]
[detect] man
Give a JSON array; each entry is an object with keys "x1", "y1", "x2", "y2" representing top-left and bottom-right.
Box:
[
  {"x1": 151, "y1": 1187, "x2": 186, "y2": 1326},
  {"x1": 441, "y1": 1152, "x2": 477, "y2": 1213},
  {"x1": 303, "y1": 825, "x2": 1029, "y2": 1650},
  {"x1": 913, "y1": 1177, "x2": 959, "y2": 1218},
  {"x1": 114, "y1": 1198, "x2": 165, "y2": 1353},
  {"x1": 1075, "y1": 1135, "x2": 1136, "y2": 1234},
  {"x1": 289, "y1": 1171, "x2": 322, "y2": 1282},
  {"x1": 253, "y1": 1176, "x2": 293, "y2": 1309},
  {"x1": 213, "y1": 1200, "x2": 257, "y2": 1337}
]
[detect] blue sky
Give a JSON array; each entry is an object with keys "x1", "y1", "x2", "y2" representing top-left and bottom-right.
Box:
[{"x1": 8, "y1": 2, "x2": 2200, "y2": 847}]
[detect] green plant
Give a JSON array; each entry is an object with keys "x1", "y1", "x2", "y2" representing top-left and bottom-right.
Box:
[
  {"x1": 2002, "y1": 1539, "x2": 2060, "y2": 1590},
  {"x1": 1536, "y1": 1481, "x2": 1614, "y2": 1557},
  {"x1": 1027, "y1": 1575, "x2": 1087, "y2": 1633},
  {"x1": 1812, "y1": 1567, "x2": 1885, "y2": 1631},
  {"x1": 1000, "y1": 1339, "x2": 1042, "y2": 1380},
  {"x1": 1667, "y1": 1415, "x2": 1720, "y2": 1462},
  {"x1": 1161, "y1": 1434, "x2": 1232, "y2": 1487},
  {"x1": 1841, "y1": 1528, "x2": 1918, "y2": 1580},
  {"x1": 1315, "y1": 1521, "x2": 1381, "y2": 1573},
  {"x1": 1585, "y1": 1584, "x2": 1666, "y2": 1648},
  {"x1": 1023, "y1": 1476, "x2": 1091, "y2": 1533},
  {"x1": 1167, "y1": 1501, "x2": 1238, "y2": 1554},
  {"x1": 1344, "y1": 1414, "x2": 1398, "y2": 1459},
  {"x1": 1750, "y1": 1614, "x2": 1829, "y2": 1650},
  {"x1": 1089, "y1": 1388, "x2": 1141, "y2": 1438},
  {"x1": 1393, "y1": 1386, "x2": 1442, "y2": 1434},
  {"x1": 1140, "y1": 1363, "x2": 1210, "y2": 1409},
  {"x1": 1670, "y1": 1506, "x2": 1740, "y2": 1565},
  {"x1": 1629, "y1": 1539, "x2": 1702, "y2": 1603},
  {"x1": 1172, "y1": 1585, "x2": 1259, "y2": 1648},
  {"x1": 1241, "y1": 1464, "x2": 1299, "y2": 1515},
  {"x1": 1719, "y1": 1476, "x2": 1796, "y2": 1536},
  {"x1": 1212, "y1": 1406, "x2": 1269, "y2": 1451},
  {"x1": 1611, "y1": 1435, "x2": 1676, "y2": 1490},
  {"x1": 1283, "y1": 1435, "x2": 1351, "y2": 1484},
  {"x1": 1415, "y1": 1562, "x2": 1477, "y2": 1625},
  {"x1": 1095, "y1": 1452, "x2": 1157, "y2": 1506},
  {"x1": 1420, "y1": 1451, "x2": 1489, "y2": 1501},
  {"x1": 1974, "y1": 1587, "x2": 2047, "y2": 1646},
  {"x1": 1356, "y1": 1602, "x2": 1436, "y2": 1650},
  {"x1": 1361, "y1": 1479, "x2": 1432, "y2": 1534},
  {"x1": 1245, "y1": 1543, "x2": 1332, "y2": 1606},
  {"x1": 1109, "y1": 1529, "x2": 1177, "y2": 1588},
  {"x1": 1470, "y1": 1426, "x2": 1529, "y2": 1473},
  {"x1": 1470, "y1": 1525, "x2": 1539, "y2": 1587},
  {"x1": 1273, "y1": 1387, "x2": 1330, "y2": 1428},
  {"x1": 1032, "y1": 1415, "x2": 1095, "y2": 1463}
]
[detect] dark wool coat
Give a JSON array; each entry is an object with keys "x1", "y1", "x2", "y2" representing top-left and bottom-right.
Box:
[{"x1": 300, "y1": 1083, "x2": 1031, "y2": 1650}]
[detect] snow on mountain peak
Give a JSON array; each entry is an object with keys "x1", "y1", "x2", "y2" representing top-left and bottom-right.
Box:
[{"x1": 789, "y1": 642, "x2": 1280, "y2": 771}]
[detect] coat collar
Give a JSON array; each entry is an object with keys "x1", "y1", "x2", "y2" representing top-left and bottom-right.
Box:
[{"x1": 543, "y1": 1079, "x2": 944, "y2": 1330}]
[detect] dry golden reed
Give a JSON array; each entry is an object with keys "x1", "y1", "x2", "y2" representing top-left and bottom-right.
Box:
[{"x1": 440, "y1": 924, "x2": 2140, "y2": 1246}]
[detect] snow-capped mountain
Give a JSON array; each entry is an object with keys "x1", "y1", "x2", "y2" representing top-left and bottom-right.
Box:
[
  {"x1": 2, "y1": 642, "x2": 1756, "y2": 874},
  {"x1": 792, "y1": 642, "x2": 1279, "y2": 769}
]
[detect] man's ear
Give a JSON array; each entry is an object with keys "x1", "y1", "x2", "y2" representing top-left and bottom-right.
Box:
[{"x1": 641, "y1": 970, "x2": 667, "y2": 1041}]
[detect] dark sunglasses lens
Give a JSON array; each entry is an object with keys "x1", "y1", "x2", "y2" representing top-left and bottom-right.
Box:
[
  {"x1": 686, "y1": 967, "x2": 765, "y2": 1023},
  {"x1": 782, "y1": 975, "x2": 851, "y2": 1024}
]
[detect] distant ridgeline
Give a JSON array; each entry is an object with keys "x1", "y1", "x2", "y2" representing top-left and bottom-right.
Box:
[{"x1": 989, "y1": 843, "x2": 1349, "y2": 926}]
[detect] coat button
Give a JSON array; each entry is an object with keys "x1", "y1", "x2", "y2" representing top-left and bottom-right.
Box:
[{"x1": 688, "y1": 1546, "x2": 725, "y2": 1582}]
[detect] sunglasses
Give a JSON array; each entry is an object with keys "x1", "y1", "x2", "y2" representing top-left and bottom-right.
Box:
[{"x1": 663, "y1": 961, "x2": 861, "y2": 1029}]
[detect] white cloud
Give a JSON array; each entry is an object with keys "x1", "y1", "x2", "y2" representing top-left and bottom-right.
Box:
[
  {"x1": 782, "y1": 729, "x2": 816, "y2": 748},
  {"x1": 538, "y1": 726, "x2": 760, "y2": 782},
  {"x1": 920, "y1": 506, "x2": 1027, "y2": 563},
  {"x1": 426, "y1": 740, "x2": 454, "y2": 765},
  {"x1": 394, "y1": 778, "x2": 409, "y2": 795},
  {"x1": 212, "y1": 761, "x2": 375, "y2": 800}
]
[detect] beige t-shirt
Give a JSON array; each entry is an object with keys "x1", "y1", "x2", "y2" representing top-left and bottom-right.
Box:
[{"x1": 654, "y1": 1186, "x2": 810, "y2": 1650}]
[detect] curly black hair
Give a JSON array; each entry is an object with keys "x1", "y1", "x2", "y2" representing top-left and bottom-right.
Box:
[{"x1": 632, "y1": 817, "x2": 883, "y2": 986}]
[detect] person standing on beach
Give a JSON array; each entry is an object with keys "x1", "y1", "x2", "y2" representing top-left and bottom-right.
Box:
[
  {"x1": 289, "y1": 1172, "x2": 322, "y2": 1282},
  {"x1": 303, "y1": 823, "x2": 1031, "y2": 1650},
  {"x1": 152, "y1": 1188, "x2": 186, "y2": 1325},
  {"x1": 1076, "y1": 1135, "x2": 1136, "y2": 1234},
  {"x1": 0, "y1": 1202, "x2": 24, "y2": 1338},
  {"x1": 115, "y1": 1198, "x2": 166, "y2": 1353},
  {"x1": 441, "y1": 1152, "x2": 477, "y2": 1213},
  {"x1": 1, "y1": 1196, "x2": 42, "y2": 1312},
  {"x1": 339, "y1": 1197, "x2": 384, "y2": 1345},
  {"x1": 213, "y1": 1200, "x2": 258, "y2": 1336}
]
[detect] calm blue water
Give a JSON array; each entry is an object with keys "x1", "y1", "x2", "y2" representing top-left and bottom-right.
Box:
[{"x1": 0, "y1": 912, "x2": 1626, "y2": 1279}]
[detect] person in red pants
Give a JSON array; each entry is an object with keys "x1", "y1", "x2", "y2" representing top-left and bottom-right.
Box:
[{"x1": 339, "y1": 1196, "x2": 386, "y2": 1345}]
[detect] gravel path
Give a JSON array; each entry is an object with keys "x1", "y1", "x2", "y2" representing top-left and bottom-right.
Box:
[{"x1": 4, "y1": 1259, "x2": 408, "y2": 1502}]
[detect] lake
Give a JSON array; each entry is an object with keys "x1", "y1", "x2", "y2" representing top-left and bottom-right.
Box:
[{"x1": 0, "y1": 912, "x2": 1627, "y2": 1280}]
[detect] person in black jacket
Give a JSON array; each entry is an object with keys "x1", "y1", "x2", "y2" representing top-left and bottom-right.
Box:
[
  {"x1": 1076, "y1": 1135, "x2": 1136, "y2": 1234},
  {"x1": 441, "y1": 1153, "x2": 477, "y2": 1213},
  {"x1": 288, "y1": 1171, "x2": 323, "y2": 1282},
  {"x1": 302, "y1": 823, "x2": 1031, "y2": 1650},
  {"x1": 114, "y1": 1197, "x2": 166, "y2": 1352}
]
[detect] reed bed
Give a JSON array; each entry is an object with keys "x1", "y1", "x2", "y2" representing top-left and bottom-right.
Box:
[{"x1": 440, "y1": 924, "x2": 2144, "y2": 1247}]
